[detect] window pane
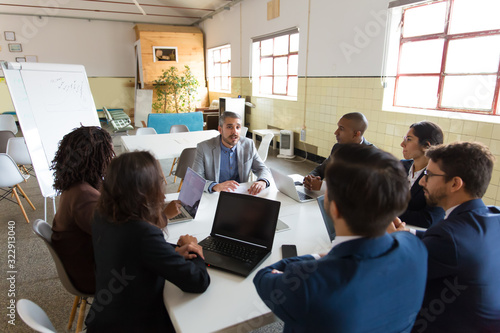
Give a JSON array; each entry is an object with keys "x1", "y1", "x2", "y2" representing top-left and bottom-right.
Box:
[
  {"x1": 399, "y1": 39, "x2": 444, "y2": 74},
  {"x1": 274, "y1": 57, "x2": 288, "y2": 76},
  {"x1": 222, "y1": 76, "x2": 229, "y2": 91},
  {"x1": 441, "y1": 75, "x2": 495, "y2": 110},
  {"x1": 221, "y1": 63, "x2": 229, "y2": 77},
  {"x1": 221, "y1": 47, "x2": 230, "y2": 62},
  {"x1": 288, "y1": 76, "x2": 298, "y2": 97},
  {"x1": 290, "y1": 33, "x2": 299, "y2": 53},
  {"x1": 213, "y1": 49, "x2": 220, "y2": 62},
  {"x1": 214, "y1": 63, "x2": 221, "y2": 76},
  {"x1": 274, "y1": 76, "x2": 287, "y2": 94},
  {"x1": 395, "y1": 76, "x2": 439, "y2": 108},
  {"x1": 261, "y1": 58, "x2": 273, "y2": 76},
  {"x1": 403, "y1": 2, "x2": 447, "y2": 38},
  {"x1": 450, "y1": 0, "x2": 500, "y2": 34},
  {"x1": 289, "y1": 55, "x2": 298, "y2": 75},
  {"x1": 446, "y1": 35, "x2": 500, "y2": 74},
  {"x1": 261, "y1": 77, "x2": 273, "y2": 95},
  {"x1": 274, "y1": 35, "x2": 289, "y2": 56},
  {"x1": 261, "y1": 40, "x2": 273, "y2": 56},
  {"x1": 214, "y1": 77, "x2": 221, "y2": 91}
]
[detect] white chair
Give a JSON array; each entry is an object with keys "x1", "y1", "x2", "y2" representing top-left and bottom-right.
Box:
[
  {"x1": 0, "y1": 130, "x2": 15, "y2": 154},
  {"x1": 169, "y1": 124, "x2": 190, "y2": 178},
  {"x1": 0, "y1": 114, "x2": 18, "y2": 135},
  {"x1": 241, "y1": 126, "x2": 248, "y2": 138},
  {"x1": 136, "y1": 127, "x2": 157, "y2": 135},
  {"x1": 7, "y1": 137, "x2": 34, "y2": 178},
  {"x1": 17, "y1": 299, "x2": 56, "y2": 333},
  {"x1": 257, "y1": 133, "x2": 274, "y2": 163},
  {"x1": 0, "y1": 153, "x2": 35, "y2": 223}
]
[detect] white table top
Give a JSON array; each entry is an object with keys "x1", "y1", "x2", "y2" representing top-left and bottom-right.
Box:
[
  {"x1": 121, "y1": 130, "x2": 220, "y2": 160},
  {"x1": 162, "y1": 182, "x2": 331, "y2": 333}
]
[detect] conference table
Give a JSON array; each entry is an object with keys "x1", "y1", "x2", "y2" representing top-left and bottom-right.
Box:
[
  {"x1": 162, "y1": 182, "x2": 332, "y2": 333},
  {"x1": 120, "y1": 129, "x2": 220, "y2": 159}
]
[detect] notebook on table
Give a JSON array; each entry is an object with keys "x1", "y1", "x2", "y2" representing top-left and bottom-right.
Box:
[
  {"x1": 199, "y1": 191, "x2": 281, "y2": 277},
  {"x1": 270, "y1": 168, "x2": 319, "y2": 203},
  {"x1": 317, "y1": 195, "x2": 336, "y2": 242},
  {"x1": 169, "y1": 167, "x2": 205, "y2": 224}
]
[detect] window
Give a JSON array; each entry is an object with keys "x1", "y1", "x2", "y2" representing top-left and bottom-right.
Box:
[
  {"x1": 207, "y1": 45, "x2": 231, "y2": 93},
  {"x1": 252, "y1": 29, "x2": 299, "y2": 99},
  {"x1": 386, "y1": 0, "x2": 500, "y2": 115}
]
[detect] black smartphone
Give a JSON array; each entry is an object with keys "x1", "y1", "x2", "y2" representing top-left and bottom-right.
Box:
[{"x1": 281, "y1": 244, "x2": 298, "y2": 258}]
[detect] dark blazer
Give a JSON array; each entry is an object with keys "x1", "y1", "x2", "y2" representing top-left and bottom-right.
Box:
[
  {"x1": 414, "y1": 199, "x2": 500, "y2": 333},
  {"x1": 399, "y1": 160, "x2": 444, "y2": 228},
  {"x1": 309, "y1": 138, "x2": 373, "y2": 179},
  {"x1": 254, "y1": 232, "x2": 428, "y2": 333},
  {"x1": 86, "y1": 213, "x2": 210, "y2": 333}
]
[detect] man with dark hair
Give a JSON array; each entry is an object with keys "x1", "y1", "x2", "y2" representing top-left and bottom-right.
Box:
[
  {"x1": 254, "y1": 144, "x2": 427, "y2": 332},
  {"x1": 407, "y1": 142, "x2": 500, "y2": 332},
  {"x1": 303, "y1": 112, "x2": 373, "y2": 190},
  {"x1": 193, "y1": 111, "x2": 271, "y2": 195}
]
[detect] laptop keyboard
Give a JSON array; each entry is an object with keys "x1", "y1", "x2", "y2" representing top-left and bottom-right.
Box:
[
  {"x1": 297, "y1": 191, "x2": 313, "y2": 201},
  {"x1": 200, "y1": 237, "x2": 260, "y2": 263},
  {"x1": 171, "y1": 210, "x2": 187, "y2": 220}
]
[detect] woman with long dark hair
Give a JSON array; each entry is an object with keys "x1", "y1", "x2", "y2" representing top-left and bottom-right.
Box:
[
  {"x1": 86, "y1": 151, "x2": 210, "y2": 332},
  {"x1": 399, "y1": 121, "x2": 445, "y2": 227}
]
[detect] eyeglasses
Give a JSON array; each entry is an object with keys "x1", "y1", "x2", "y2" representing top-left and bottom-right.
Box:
[{"x1": 423, "y1": 169, "x2": 447, "y2": 182}]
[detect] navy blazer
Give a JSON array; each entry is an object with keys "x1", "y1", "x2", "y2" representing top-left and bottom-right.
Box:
[
  {"x1": 309, "y1": 138, "x2": 374, "y2": 179},
  {"x1": 399, "y1": 160, "x2": 444, "y2": 228},
  {"x1": 86, "y1": 213, "x2": 210, "y2": 333},
  {"x1": 254, "y1": 232, "x2": 428, "y2": 333},
  {"x1": 414, "y1": 199, "x2": 500, "y2": 332}
]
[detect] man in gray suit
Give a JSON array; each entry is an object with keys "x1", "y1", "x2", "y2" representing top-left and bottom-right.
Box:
[{"x1": 193, "y1": 112, "x2": 271, "y2": 195}]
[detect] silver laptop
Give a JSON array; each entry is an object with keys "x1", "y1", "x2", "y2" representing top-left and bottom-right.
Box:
[
  {"x1": 169, "y1": 167, "x2": 205, "y2": 224},
  {"x1": 271, "y1": 168, "x2": 319, "y2": 203}
]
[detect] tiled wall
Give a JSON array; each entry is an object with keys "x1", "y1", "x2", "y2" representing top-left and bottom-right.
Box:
[{"x1": 209, "y1": 77, "x2": 500, "y2": 206}]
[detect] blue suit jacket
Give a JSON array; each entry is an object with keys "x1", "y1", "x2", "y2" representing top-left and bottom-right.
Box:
[
  {"x1": 399, "y1": 160, "x2": 444, "y2": 228},
  {"x1": 254, "y1": 233, "x2": 428, "y2": 333},
  {"x1": 414, "y1": 199, "x2": 500, "y2": 333}
]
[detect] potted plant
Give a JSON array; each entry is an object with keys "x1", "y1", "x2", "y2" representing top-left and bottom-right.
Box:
[{"x1": 152, "y1": 65, "x2": 199, "y2": 113}]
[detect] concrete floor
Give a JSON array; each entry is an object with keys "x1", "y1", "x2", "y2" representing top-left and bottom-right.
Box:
[{"x1": 0, "y1": 125, "x2": 319, "y2": 332}]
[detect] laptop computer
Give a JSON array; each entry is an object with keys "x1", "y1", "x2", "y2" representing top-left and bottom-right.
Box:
[
  {"x1": 199, "y1": 191, "x2": 281, "y2": 277},
  {"x1": 271, "y1": 168, "x2": 319, "y2": 203},
  {"x1": 169, "y1": 167, "x2": 205, "y2": 224},
  {"x1": 317, "y1": 195, "x2": 336, "y2": 241}
]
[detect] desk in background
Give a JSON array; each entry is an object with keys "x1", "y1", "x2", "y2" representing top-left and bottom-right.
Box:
[
  {"x1": 121, "y1": 130, "x2": 219, "y2": 160},
  {"x1": 163, "y1": 183, "x2": 331, "y2": 333}
]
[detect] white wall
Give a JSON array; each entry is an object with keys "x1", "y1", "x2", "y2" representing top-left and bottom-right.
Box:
[
  {"x1": 200, "y1": 0, "x2": 389, "y2": 77},
  {"x1": 0, "y1": 15, "x2": 135, "y2": 77}
]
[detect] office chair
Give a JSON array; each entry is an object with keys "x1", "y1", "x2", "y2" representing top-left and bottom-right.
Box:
[
  {"x1": 169, "y1": 124, "x2": 190, "y2": 179},
  {"x1": 257, "y1": 133, "x2": 274, "y2": 163},
  {"x1": 241, "y1": 126, "x2": 248, "y2": 138},
  {"x1": 7, "y1": 137, "x2": 35, "y2": 179},
  {"x1": 172, "y1": 148, "x2": 197, "y2": 192},
  {"x1": 0, "y1": 153, "x2": 35, "y2": 223},
  {"x1": 17, "y1": 299, "x2": 56, "y2": 333},
  {"x1": 32, "y1": 219, "x2": 93, "y2": 333},
  {"x1": 136, "y1": 127, "x2": 157, "y2": 135},
  {"x1": 0, "y1": 130, "x2": 16, "y2": 154},
  {"x1": 0, "y1": 114, "x2": 18, "y2": 135}
]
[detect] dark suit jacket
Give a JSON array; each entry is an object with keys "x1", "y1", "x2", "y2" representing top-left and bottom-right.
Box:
[
  {"x1": 309, "y1": 138, "x2": 373, "y2": 179},
  {"x1": 399, "y1": 160, "x2": 444, "y2": 228},
  {"x1": 86, "y1": 213, "x2": 210, "y2": 333},
  {"x1": 254, "y1": 232, "x2": 428, "y2": 333},
  {"x1": 414, "y1": 199, "x2": 500, "y2": 332}
]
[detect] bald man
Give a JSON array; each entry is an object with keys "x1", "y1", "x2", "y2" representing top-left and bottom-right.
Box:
[{"x1": 303, "y1": 112, "x2": 373, "y2": 190}]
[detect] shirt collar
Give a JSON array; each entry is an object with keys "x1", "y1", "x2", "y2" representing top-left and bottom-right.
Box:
[
  {"x1": 220, "y1": 140, "x2": 236, "y2": 153},
  {"x1": 444, "y1": 205, "x2": 459, "y2": 219}
]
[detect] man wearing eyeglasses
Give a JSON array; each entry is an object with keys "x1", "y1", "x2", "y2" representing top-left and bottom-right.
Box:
[{"x1": 393, "y1": 142, "x2": 500, "y2": 332}]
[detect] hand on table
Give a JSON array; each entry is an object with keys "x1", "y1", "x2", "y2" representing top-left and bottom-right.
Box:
[
  {"x1": 213, "y1": 181, "x2": 239, "y2": 192},
  {"x1": 175, "y1": 234, "x2": 204, "y2": 260},
  {"x1": 248, "y1": 180, "x2": 266, "y2": 195},
  {"x1": 165, "y1": 200, "x2": 182, "y2": 219},
  {"x1": 303, "y1": 175, "x2": 322, "y2": 191}
]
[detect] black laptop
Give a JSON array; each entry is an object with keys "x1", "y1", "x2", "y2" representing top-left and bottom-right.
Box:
[
  {"x1": 199, "y1": 191, "x2": 281, "y2": 277},
  {"x1": 317, "y1": 195, "x2": 336, "y2": 241}
]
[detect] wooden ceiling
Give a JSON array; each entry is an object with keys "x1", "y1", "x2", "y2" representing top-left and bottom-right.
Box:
[{"x1": 0, "y1": 0, "x2": 240, "y2": 26}]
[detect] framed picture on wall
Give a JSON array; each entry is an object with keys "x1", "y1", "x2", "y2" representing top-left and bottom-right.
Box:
[
  {"x1": 8, "y1": 43, "x2": 22, "y2": 52},
  {"x1": 16, "y1": 57, "x2": 26, "y2": 62},
  {"x1": 153, "y1": 46, "x2": 178, "y2": 62},
  {"x1": 4, "y1": 31, "x2": 16, "y2": 41}
]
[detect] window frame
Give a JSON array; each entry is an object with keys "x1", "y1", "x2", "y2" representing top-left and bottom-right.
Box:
[
  {"x1": 391, "y1": 0, "x2": 500, "y2": 115},
  {"x1": 207, "y1": 44, "x2": 231, "y2": 93}
]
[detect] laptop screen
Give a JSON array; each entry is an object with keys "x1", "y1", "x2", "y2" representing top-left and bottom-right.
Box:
[
  {"x1": 212, "y1": 192, "x2": 280, "y2": 249},
  {"x1": 178, "y1": 167, "x2": 205, "y2": 218},
  {"x1": 317, "y1": 195, "x2": 336, "y2": 241}
]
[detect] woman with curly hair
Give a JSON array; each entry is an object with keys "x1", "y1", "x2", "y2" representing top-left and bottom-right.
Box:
[
  {"x1": 50, "y1": 126, "x2": 115, "y2": 294},
  {"x1": 86, "y1": 151, "x2": 209, "y2": 333}
]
